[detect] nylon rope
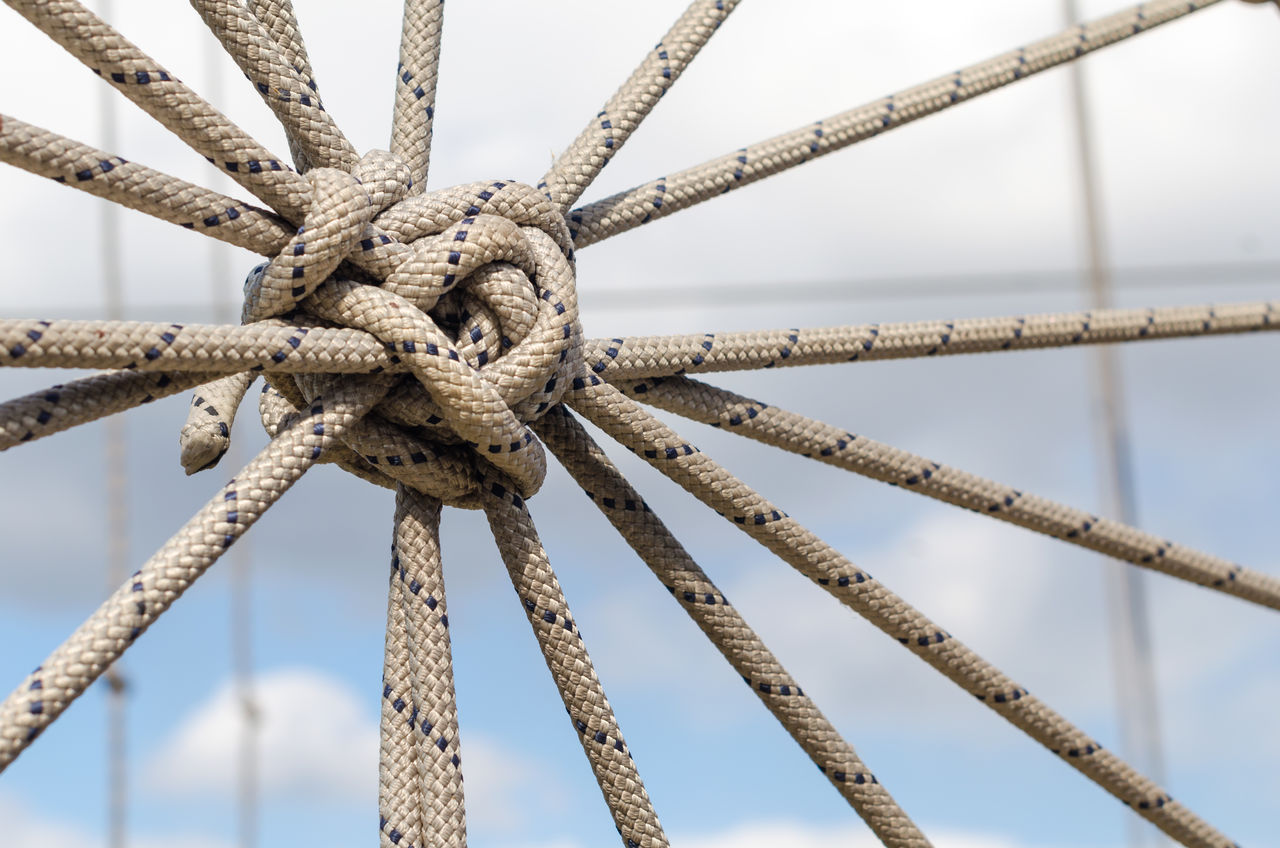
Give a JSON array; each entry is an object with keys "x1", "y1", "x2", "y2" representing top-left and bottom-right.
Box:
[
  {"x1": 567, "y1": 378, "x2": 1240, "y2": 847},
  {"x1": 536, "y1": 406, "x2": 932, "y2": 848},
  {"x1": 565, "y1": 0, "x2": 1223, "y2": 248},
  {"x1": 618, "y1": 375, "x2": 1280, "y2": 611},
  {"x1": 391, "y1": 0, "x2": 444, "y2": 193},
  {"x1": 0, "y1": 0, "x2": 1270, "y2": 845},
  {"x1": 538, "y1": 0, "x2": 739, "y2": 213}
]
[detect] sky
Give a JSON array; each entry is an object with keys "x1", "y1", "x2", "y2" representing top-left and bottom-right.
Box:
[{"x1": 1, "y1": 1, "x2": 1279, "y2": 847}]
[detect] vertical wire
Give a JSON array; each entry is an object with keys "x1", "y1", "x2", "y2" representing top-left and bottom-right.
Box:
[
  {"x1": 98, "y1": 2, "x2": 128, "y2": 847},
  {"x1": 205, "y1": 31, "x2": 258, "y2": 848},
  {"x1": 1061, "y1": 2, "x2": 1168, "y2": 845}
]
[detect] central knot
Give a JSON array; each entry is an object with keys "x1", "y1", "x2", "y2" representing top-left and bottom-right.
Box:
[{"x1": 235, "y1": 152, "x2": 582, "y2": 506}]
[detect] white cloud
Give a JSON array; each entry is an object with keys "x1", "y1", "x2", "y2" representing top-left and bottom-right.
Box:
[
  {"x1": 675, "y1": 820, "x2": 1044, "y2": 848},
  {"x1": 145, "y1": 667, "x2": 378, "y2": 803},
  {"x1": 459, "y1": 732, "x2": 568, "y2": 833},
  {"x1": 0, "y1": 793, "x2": 233, "y2": 848},
  {"x1": 477, "y1": 819, "x2": 1074, "y2": 848}
]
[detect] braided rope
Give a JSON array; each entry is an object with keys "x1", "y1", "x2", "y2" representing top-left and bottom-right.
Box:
[
  {"x1": 0, "y1": 115, "x2": 293, "y2": 254},
  {"x1": 392, "y1": 0, "x2": 444, "y2": 193},
  {"x1": 3, "y1": 0, "x2": 312, "y2": 219},
  {"x1": 481, "y1": 474, "x2": 669, "y2": 848},
  {"x1": 0, "y1": 0, "x2": 1272, "y2": 844},
  {"x1": 536, "y1": 406, "x2": 932, "y2": 848},
  {"x1": 380, "y1": 487, "x2": 466, "y2": 848},
  {"x1": 0, "y1": 376, "x2": 387, "y2": 768},
  {"x1": 192, "y1": 0, "x2": 358, "y2": 172},
  {"x1": 567, "y1": 379, "x2": 1241, "y2": 847},
  {"x1": 539, "y1": 0, "x2": 739, "y2": 213},
  {"x1": 0, "y1": 300, "x2": 1270, "y2": 379},
  {"x1": 583, "y1": 301, "x2": 1278, "y2": 380},
  {"x1": 623, "y1": 375, "x2": 1280, "y2": 611},
  {"x1": 566, "y1": 0, "x2": 1223, "y2": 247}
]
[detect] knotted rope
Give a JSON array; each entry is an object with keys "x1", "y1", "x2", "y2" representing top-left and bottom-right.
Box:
[
  {"x1": 179, "y1": 159, "x2": 583, "y2": 508},
  {"x1": 0, "y1": 0, "x2": 1274, "y2": 845}
]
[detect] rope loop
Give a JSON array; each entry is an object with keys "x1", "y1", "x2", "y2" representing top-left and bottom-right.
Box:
[{"x1": 186, "y1": 153, "x2": 583, "y2": 506}]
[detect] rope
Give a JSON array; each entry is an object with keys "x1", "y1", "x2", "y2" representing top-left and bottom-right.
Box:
[
  {"x1": 380, "y1": 487, "x2": 466, "y2": 848},
  {"x1": 567, "y1": 378, "x2": 1240, "y2": 848},
  {"x1": 621, "y1": 375, "x2": 1280, "y2": 611},
  {"x1": 3, "y1": 0, "x2": 312, "y2": 219},
  {"x1": 566, "y1": 0, "x2": 1223, "y2": 247},
  {"x1": 0, "y1": 300, "x2": 1271, "y2": 381},
  {"x1": 191, "y1": 0, "x2": 358, "y2": 172},
  {"x1": 0, "y1": 375, "x2": 386, "y2": 769},
  {"x1": 0, "y1": 115, "x2": 293, "y2": 255},
  {"x1": 539, "y1": 0, "x2": 739, "y2": 213},
  {"x1": 536, "y1": 406, "x2": 932, "y2": 848},
  {"x1": 392, "y1": 0, "x2": 444, "y2": 193},
  {"x1": 581, "y1": 301, "x2": 1278, "y2": 380},
  {"x1": 0, "y1": 0, "x2": 1271, "y2": 844},
  {"x1": 481, "y1": 471, "x2": 669, "y2": 848}
]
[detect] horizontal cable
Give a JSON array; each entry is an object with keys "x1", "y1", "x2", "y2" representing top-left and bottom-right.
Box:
[
  {"x1": 1, "y1": 300, "x2": 1273, "y2": 379},
  {"x1": 567, "y1": 378, "x2": 1236, "y2": 847},
  {"x1": 567, "y1": 0, "x2": 1222, "y2": 247},
  {"x1": 536, "y1": 406, "x2": 932, "y2": 848},
  {"x1": 580, "y1": 301, "x2": 1277, "y2": 380},
  {"x1": 579, "y1": 262, "x2": 1280, "y2": 309},
  {"x1": 624, "y1": 375, "x2": 1280, "y2": 611},
  {"x1": 0, "y1": 115, "x2": 293, "y2": 256},
  {"x1": 0, "y1": 375, "x2": 386, "y2": 771}
]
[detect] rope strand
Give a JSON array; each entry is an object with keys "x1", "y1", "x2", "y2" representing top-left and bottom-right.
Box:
[
  {"x1": 567, "y1": 0, "x2": 1223, "y2": 247},
  {"x1": 537, "y1": 405, "x2": 933, "y2": 848},
  {"x1": 539, "y1": 0, "x2": 739, "y2": 213},
  {"x1": 568, "y1": 378, "x2": 1238, "y2": 848},
  {"x1": 624, "y1": 375, "x2": 1280, "y2": 611}
]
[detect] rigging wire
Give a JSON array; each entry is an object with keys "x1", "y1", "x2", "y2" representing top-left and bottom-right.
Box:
[
  {"x1": 98, "y1": 1, "x2": 128, "y2": 846},
  {"x1": 1061, "y1": 2, "x2": 1168, "y2": 846},
  {"x1": 203, "y1": 29, "x2": 261, "y2": 848}
]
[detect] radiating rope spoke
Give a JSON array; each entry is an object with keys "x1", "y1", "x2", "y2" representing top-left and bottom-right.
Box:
[
  {"x1": 0, "y1": 369, "x2": 214, "y2": 451},
  {"x1": 583, "y1": 300, "x2": 1277, "y2": 380},
  {"x1": 0, "y1": 376, "x2": 387, "y2": 772},
  {"x1": 392, "y1": 0, "x2": 445, "y2": 193},
  {"x1": 479, "y1": 471, "x2": 669, "y2": 848},
  {"x1": 4, "y1": 0, "x2": 313, "y2": 219},
  {"x1": 539, "y1": 0, "x2": 739, "y2": 213},
  {"x1": 5, "y1": 299, "x2": 1271, "y2": 379},
  {"x1": 568, "y1": 378, "x2": 1237, "y2": 848},
  {"x1": 536, "y1": 405, "x2": 932, "y2": 848},
  {"x1": 566, "y1": 0, "x2": 1222, "y2": 247},
  {"x1": 624, "y1": 375, "x2": 1280, "y2": 611},
  {"x1": 191, "y1": 0, "x2": 358, "y2": 172},
  {"x1": 380, "y1": 486, "x2": 466, "y2": 848},
  {"x1": 246, "y1": 0, "x2": 317, "y2": 86},
  {"x1": 0, "y1": 115, "x2": 293, "y2": 254}
]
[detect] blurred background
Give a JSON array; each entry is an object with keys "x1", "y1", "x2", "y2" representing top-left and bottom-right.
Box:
[{"x1": 0, "y1": 1, "x2": 1277, "y2": 846}]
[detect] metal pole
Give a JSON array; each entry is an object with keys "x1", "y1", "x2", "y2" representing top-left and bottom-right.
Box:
[
  {"x1": 99, "y1": 3, "x2": 128, "y2": 847},
  {"x1": 1060, "y1": 2, "x2": 1168, "y2": 846},
  {"x1": 206, "y1": 35, "x2": 260, "y2": 848}
]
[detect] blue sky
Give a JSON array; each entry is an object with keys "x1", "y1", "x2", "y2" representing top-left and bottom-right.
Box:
[{"x1": 0, "y1": 1, "x2": 1278, "y2": 847}]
